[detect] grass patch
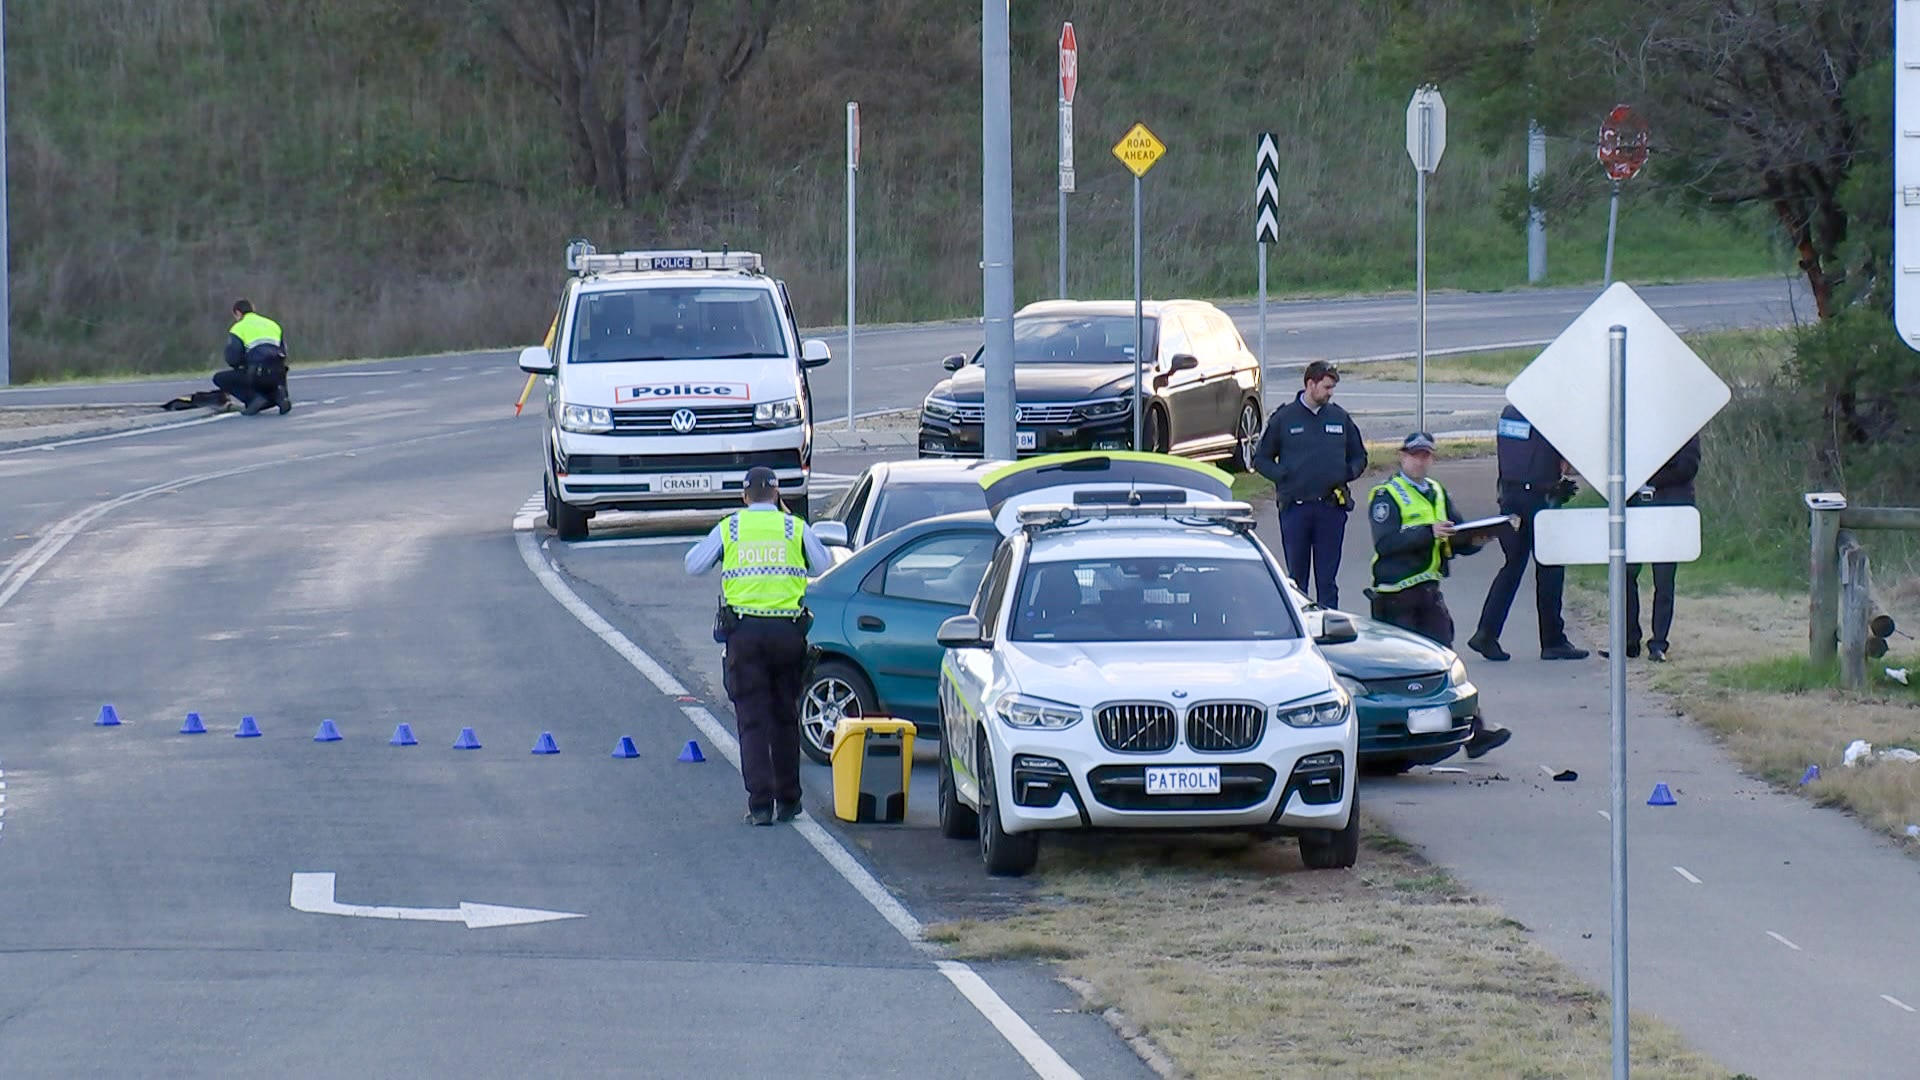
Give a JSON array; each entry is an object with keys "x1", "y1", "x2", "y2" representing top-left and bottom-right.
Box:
[
  {"x1": 1231, "y1": 438, "x2": 1496, "y2": 503},
  {"x1": 1362, "y1": 329, "x2": 1796, "y2": 388},
  {"x1": 930, "y1": 827, "x2": 1725, "y2": 1079}
]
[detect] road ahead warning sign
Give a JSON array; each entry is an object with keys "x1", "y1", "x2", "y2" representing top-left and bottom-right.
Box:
[{"x1": 1111, "y1": 122, "x2": 1166, "y2": 179}]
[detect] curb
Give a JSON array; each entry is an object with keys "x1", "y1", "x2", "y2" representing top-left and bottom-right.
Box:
[
  {"x1": 815, "y1": 430, "x2": 918, "y2": 451},
  {"x1": 0, "y1": 407, "x2": 225, "y2": 451},
  {"x1": 1058, "y1": 975, "x2": 1181, "y2": 1080}
]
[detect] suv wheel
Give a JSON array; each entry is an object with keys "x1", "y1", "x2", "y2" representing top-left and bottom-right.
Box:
[
  {"x1": 977, "y1": 732, "x2": 1039, "y2": 876},
  {"x1": 1298, "y1": 788, "x2": 1360, "y2": 870},
  {"x1": 938, "y1": 737, "x2": 977, "y2": 840},
  {"x1": 799, "y1": 660, "x2": 873, "y2": 766},
  {"x1": 1231, "y1": 399, "x2": 1263, "y2": 473},
  {"x1": 788, "y1": 495, "x2": 810, "y2": 521}
]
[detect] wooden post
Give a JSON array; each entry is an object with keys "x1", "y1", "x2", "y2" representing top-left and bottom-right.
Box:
[
  {"x1": 1809, "y1": 507, "x2": 1841, "y2": 668},
  {"x1": 1837, "y1": 532, "x2": 1870, "y2": 693}
]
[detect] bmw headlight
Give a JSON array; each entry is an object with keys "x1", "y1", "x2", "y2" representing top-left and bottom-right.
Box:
[
  {"x1": 1274, "y1": 694, "x2": 1351, "y2": 728},
  {"x1": 754, "y1": 398, "x2": 800, "y2": 428},
  {"x1": 922, "y1": 396, "x2": 959, "y2": 421},
  {"x1": 1077, "y1": 396, "x2": 1131, "y2": 419},
  {"x1": 559, "y1": 403, "x2": 612, "y2": 434},
  {"x1": 994, "y1": 693, "x2": 1083, "y2": 730}
]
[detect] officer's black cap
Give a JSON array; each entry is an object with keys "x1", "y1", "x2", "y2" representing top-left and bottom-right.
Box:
[
  {"x1": 1400, "y1": 432, "x2": 1437, "y2": 453},
  {"x1": 743, "y1": 466, "x2": 779, "y2": 496}
]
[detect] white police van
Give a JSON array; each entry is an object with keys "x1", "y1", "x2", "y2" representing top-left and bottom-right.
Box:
[{"x1": 520, "y1": 242, "x2": 833, "y2": 540}]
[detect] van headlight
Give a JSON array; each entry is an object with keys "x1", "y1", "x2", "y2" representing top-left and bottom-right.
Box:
[
  {"x1": 1274, "y1": 694, "x2": 1350, "y2": 728},
  {"x1": 754, "y1": 398, "x2": 800, "y2": 427},
  {"x1": 559, "y1": 404, "x2": 613, "y2": 434},
  {"x1": 994, "y1": 693, "x2": 1083, "y2": 730}
]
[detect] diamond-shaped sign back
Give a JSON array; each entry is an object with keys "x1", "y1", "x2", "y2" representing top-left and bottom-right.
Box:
[{"x1": 1505, "y1": 283, "x2": 1730, "y2": 495}]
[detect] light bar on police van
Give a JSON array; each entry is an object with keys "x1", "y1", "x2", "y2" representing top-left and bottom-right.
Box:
[
  {"x1": 1016, "y1": 500, "x2": 1258, "y2": 528},
  {"x1": 570, "y1": 249, "x2": 764, "y2": 275}
]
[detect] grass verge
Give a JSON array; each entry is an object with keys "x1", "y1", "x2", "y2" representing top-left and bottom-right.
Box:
[
  {"x1": 1231, "y1": 439, "x2": 1496, "y2": 503},
  {"x1": 1359, "y1": 329, "x2": 1795, "y2": 388},
  {"x1": 928, "y1": 828, "x2": 1725, "y2": 1079}
]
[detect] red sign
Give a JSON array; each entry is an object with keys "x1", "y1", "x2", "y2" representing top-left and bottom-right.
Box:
[
  {"x1": 1597, "y1": 104, "x2": 1650, "y2": 182},
  {"x1": 1059, "y1": 23, "x2": 1078, "y2": 104}
]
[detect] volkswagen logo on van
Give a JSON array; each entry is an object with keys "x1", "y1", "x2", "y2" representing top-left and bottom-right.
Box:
[{"x1": 671, "y1": 408, "x2": 698, "y2": 433}]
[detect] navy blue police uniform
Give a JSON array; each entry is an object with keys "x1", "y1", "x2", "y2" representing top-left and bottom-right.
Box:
[{"x1": 1467, "y1": 405, "x2": 1590, "y2": 662}]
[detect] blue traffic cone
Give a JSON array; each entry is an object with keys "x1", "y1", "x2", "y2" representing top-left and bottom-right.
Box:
[
  {"x1": 1799, "y1": 764, "x2": 1821, "y2": 785},
  {"x1": 180, "y1": 711, "x2": 207, "y2": 735},
  {"x1": 1647, "y1": 782, "x2": 1676, "y2": 806},
  {"x1": 611, "y1": 736, "x2": 640, "y2": 759},
  {"x1": 95, "y1": 704, "x2": 121, "y2": 727},
  {"x1": 531, "y1": 731, "x2": 559, "y2": 755},
  {"x1": 389, "y1": 723, "x2": 418, "y2": 746},
  {"x1": 314, "y1": 719, "x2": 342, "y2": 742},
  {"x1": 453, "y1": 726, "x2": 482, "y2": 750},
  {"x1": 235, "y1": 715, "x2": 262, "y2": 738},
  {"x1": 677, "y1": 739, "x2": 705, "y2": 763}
]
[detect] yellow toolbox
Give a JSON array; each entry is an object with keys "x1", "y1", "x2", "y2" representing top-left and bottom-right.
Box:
[{"x1": 831, "y1": 717, "x2": 916, "y2": 823}]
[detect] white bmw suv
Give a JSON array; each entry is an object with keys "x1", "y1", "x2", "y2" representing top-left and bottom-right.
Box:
[{"x1": 934, "y1": 453, "x2": 1361, "y2": 877}]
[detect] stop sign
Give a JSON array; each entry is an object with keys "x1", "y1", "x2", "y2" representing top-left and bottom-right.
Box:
[{"x1": 1060, "y1": 23, "x2": 1078, "y2": 105}]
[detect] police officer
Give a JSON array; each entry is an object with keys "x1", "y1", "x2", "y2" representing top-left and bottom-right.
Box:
[
  {"x1": 1613, "y1": 434, "x2": 1702, "y2": 663},
  {"x1": 213, "y1": 300, "x2": 292, "y2": 415},
  {"x1": 1252, "y1": 360, "x2": 1368, "y2": 608},
  {"x1": 685, "y1": 466, "x2": 832, "y2": 825},
  {"x1": 1368, "y1": 432, "x2": 1511, "y2": 758},
  {"x1": 1468, "y1": 404, "x2": 1591, "y2": 662}
]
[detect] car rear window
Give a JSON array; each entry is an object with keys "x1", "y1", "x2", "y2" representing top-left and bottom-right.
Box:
[{"x1": 1008, "y1": 556, "x2": 1300, "y2": 642}]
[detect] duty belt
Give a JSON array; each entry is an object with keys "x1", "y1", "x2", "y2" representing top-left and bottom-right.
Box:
[{"x1": 734, "y1": 606, "x2": 806, "y2": 619}]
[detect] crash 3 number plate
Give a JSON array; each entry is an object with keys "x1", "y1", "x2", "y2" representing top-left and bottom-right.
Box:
[
  {"x1": 1016, "y1": 430, "x2": 1038, "y2": 450},
  {"x1": 659, "y1": 474, "x2": 718, "y2": 493},
  {"x1": 1408, "y1": 706, "x2": 1453, "y2": 734},
  {"x1": 1145, "y1": 766, "x2": 1221, "y2": 796}
]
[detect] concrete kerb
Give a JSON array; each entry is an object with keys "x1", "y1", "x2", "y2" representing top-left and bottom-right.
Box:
[{"x1": 0, "y1": 405, "x2": 228, "y2": 451}]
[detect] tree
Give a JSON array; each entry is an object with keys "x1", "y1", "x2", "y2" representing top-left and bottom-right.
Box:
[
  {"x1": 470, "y1": 0, "x2": 782, "y2": 205},
  {"x1": 1379, "y1": 1, "x2": 1890, "y2": 320}
]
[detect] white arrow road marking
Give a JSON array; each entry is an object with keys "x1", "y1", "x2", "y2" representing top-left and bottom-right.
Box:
[{"x1": 290, "y1": 872, "x2": 585, "y2": 929}]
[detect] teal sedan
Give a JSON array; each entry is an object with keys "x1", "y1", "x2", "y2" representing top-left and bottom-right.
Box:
[{"x1": 797, "y1": 511, "x2": 1479, "y2": 771}]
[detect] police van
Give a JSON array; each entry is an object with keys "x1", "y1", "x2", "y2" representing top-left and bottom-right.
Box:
[{"x1": 519, "y1": 242, "x2": 833, "y2": 540}]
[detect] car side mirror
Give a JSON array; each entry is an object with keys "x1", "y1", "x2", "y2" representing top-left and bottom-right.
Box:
[
  {"x1": 937, "y1": 614, "x2": 985, "y2": 649},
  {"x1": 518, "y1": 345, "x2": 556, "y2": 375},
  {"x1": 801, "y1": 339, "x2": 832, "y2": 368},
  {"x1": 1169, "y1": 353, "x2": 1200, "y2": 373},
  {"x1": 813, "y1": 520, "x2": 849, "y2": 547},
  {"x1": 1314, "y1": 611, "x2": 1359, "y2": 646},
  {"x1": 942, "y1": 353, "x2": 967, "y2": 372}
]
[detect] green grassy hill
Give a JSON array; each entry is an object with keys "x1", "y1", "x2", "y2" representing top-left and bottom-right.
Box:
[{"x1": 8, "y1": 0, "x2": 1785, "y2": 382}]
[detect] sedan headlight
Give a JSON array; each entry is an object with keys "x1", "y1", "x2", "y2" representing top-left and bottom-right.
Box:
[
  {"x1": 559, "y1": 403, "x2": 612, "y2": 434},
  {"x1": 994, "y1": 693, "x2": 1083, "y2": 730},
  {"x1": 1077, "y1": 396, "x2": 1131, "y2": 419},
  {"x1": 1274, "y1": 694, "x2": 1351, "y2": 728},
  {"x1": 754, "y1": 398, "x2": 800, "y2": 427},
  {"x1": 1337, "y1": 675, "x2": 1369, "y2": 701},
  {"x1": 922, "y1": 396, "x2": 959, "y2": 420},
  {"x1": 1448, "y1": 657, "x2": 1468, "y2": 686}
]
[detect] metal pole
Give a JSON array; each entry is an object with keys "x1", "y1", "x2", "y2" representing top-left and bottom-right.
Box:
[
  {"x1": 846, "y1": 102, "x2": 857, "y2": 432},
  {"x1": 1603, "y1": 179, "x2": 1621, "y2": 287},
  {"x1": 1257, "y1": 242, "x2": 1268, "y2": 413},
  {"x1": 1415, "y1": 162, "x2": 1427, "y2": 433},
  {"x1": 981, "y1": 0, "x2": 1016, "y2": 462},
  {"x1": 0, "y1": 0, "x2": 11, "y2": 387},
  {"x1": 1132, "y1": 175, "x2": 1144, "y2": 452},
  {"x1": 1607, "y1": 323, "x2": 1630, "y2": 1080},
  {"x1": 1058, "y1": 101, "x2": 1068, "y2": 299},
  {"x1": 1527, "y1": 119, "x2": 1547, "y2": 283}
]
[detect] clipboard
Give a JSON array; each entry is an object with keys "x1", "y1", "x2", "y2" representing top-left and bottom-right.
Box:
[{"x1": 1449, "y1": 515, "x2": 1515, "y2": 539}]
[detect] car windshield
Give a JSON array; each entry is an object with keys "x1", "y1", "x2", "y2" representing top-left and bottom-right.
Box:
[
  {"x1": 868, "y1": 483, "x2": 987, "y2": 538},
  {"x1": 568, "y1": 287, "x2": 787, "y2": 362},
  {"x1": 1008, "y1": 314, "x2": 1156, "y2": 365},
  {"x1": 1008, "y1": 556, "x2": 1300, "y2": 642}
]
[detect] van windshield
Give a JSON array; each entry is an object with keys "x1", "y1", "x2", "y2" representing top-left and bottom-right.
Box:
[{"x1": 568, "y1": 287, "x2": 787, "y2": 363}]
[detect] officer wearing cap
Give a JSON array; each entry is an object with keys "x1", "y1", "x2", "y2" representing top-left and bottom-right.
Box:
[
  {"x1": 1252, "y1": 360, "x2": 1368, "y2": 608},
  {"x1": 1368, "y1": 432, "x2": 1511, "y2": 758},
  {"x1": 1468, "y1": 404, "x2": 1591, "y2": 662},
  {"x1": 685, "y1": 466, "x2": 832, "y2": 825}
]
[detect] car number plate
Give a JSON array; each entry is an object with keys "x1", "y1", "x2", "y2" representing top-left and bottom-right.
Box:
[
  {"x1": 1016, "y1": 430, "x2": 1038, "y2": 450},
  {"x1": 1145, "y1": 766, "x2": 1221, "y2": 795},
  {"x1": 659, "y1": 474, "x2": 718, "y2": 493},
  {"x1": 1408, "y1": 706, "x2": 1453, "y2": 734}
]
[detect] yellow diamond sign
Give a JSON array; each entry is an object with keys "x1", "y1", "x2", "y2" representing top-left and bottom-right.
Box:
[{"x1": 1111, "y1": 122, "x2": 1167, "y2": 178}]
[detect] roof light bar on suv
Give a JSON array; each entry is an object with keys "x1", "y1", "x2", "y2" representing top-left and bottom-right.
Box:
[{"x1": 1016, "y1": 500, "x2": 1260, "y2": 532}]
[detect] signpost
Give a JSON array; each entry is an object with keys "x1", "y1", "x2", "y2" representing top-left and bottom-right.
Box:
[
  {"x1": 1896, "y1": 3, "x2": 1920, "y2": 351},
  {"x1": 1597, "y1": 104, "x2": 1650, "y2": 287},
  {"x1": 846, "y1": 101, "x2": 859, "y2": 431},
  {"x1": 1112, "y1": 122, "x2": 1167, "y2": 452},
  {"x1": 1508, "y1": 282, "x2": 1730, "y2": 1080},
  {"x1": 1255, "y1": 133, "x2": 1280, "y2": 410},
  {"x1": 1406, "y1": 85, "x2": 1445, "y2": 432},
  {"x1": 1058, "y1": 22, "x2": 1077, "y2": 299}
]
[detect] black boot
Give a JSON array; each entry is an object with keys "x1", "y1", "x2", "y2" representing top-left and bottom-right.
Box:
[{"x1": 1467, "y1": 632, "x2": 1510, "y2": 662}]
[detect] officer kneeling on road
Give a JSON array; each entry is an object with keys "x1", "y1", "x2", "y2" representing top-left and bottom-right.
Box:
[
  {"x1": 685, "y1": 466, "x2": 832, "y2": 826},
  {"x1": 1367, "y1": 432, "x2": 1512, "y2": 758},
  {"x1": 212, "y1": 299, "x2": 293, "y2": 416}
]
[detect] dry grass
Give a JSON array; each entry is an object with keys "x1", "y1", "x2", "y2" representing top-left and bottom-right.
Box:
[
  {"x1": 1362, "y1": 329, "x2": 1796, "y2": 388},
  {"x1": 928, "y1": 828, "x2": 1724, "y2": 1079}
]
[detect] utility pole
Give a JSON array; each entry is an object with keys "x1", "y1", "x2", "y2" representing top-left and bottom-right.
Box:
[
  {"x1": 981, "y1": 0, "x2": 1016, "y2": 461},
  {"x1": 1527, "y1": 120, "x2": 1546, "y2": 283}
]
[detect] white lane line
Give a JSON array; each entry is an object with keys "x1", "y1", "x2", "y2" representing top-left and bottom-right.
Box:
[
  {"x1": 0, "y1": 412, "x2": 235, "y2": 456},
  {"x1": 0, "y1": 761, "x2": 6, "y2": 842},
  {"x1": 936, "y1": 962, "x2": 1084, "y2": 1080},
  {"x1": 1672, "y1": 866, "x2": 1702, "y2": 885},
  {"x1": 443, "y1": 376, "x2": 464, "y2": 382},
  {"x1": 1597, "y1": 810, "x2": 1611, "y2": 821},
  {"x1": 1767, "y1": 931, "x2": 1802, "y2": 951},
  {"x1": 1882, "y1": 994, "x2": 1916, "y2": 1013},
  {"x1": 299, "y1": 369, "x2": 404, "y2": 379},
  {"x1": 564, "y1": 537, "x2": 699, "y2": 549},
  {"x1": 362, "y1": 390, "x2": 380, "y2": 396},
  {"x1": 513, "y1": 531, "x2": 1080, "y2": 1078}
]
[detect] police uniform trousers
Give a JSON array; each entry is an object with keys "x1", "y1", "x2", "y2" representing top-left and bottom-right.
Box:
[
  {"x1": 213, "y1": 360, "x2": 287, "y2": 408},
  {"x1": 1625, "y1": 562, "x2": 1678, "y2": 652},
  {"x1": 1475, "y1": 490, "x2": 1567, "y2": 648},
  {"x1": 723, "y1": 613, "x2": 811, "y2": 811},
  {"x1": 1279, "y1": 499, "x2": 1348, "y2": 610},
  {"x1": 1370, "y1": 581, "x2": 1455, "y2": 648}
]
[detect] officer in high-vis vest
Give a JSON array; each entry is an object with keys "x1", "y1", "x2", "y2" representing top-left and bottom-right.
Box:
[
  {"x1": 213, "y1": 299, "x2": 292, "y2": 415},
  {"x1": 685, "y1": 466, "x2": 832, "y2": 825},
  {"x1": 1367, "y1": 432, "x2": 1511, "y2": 758}
]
